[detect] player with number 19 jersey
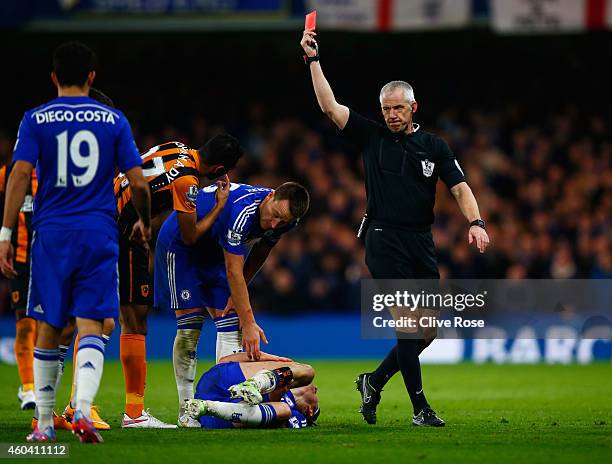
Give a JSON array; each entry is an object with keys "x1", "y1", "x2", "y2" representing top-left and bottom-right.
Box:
[{"x1": 12, "y1": 96, "x2": 142, "y2": 328}]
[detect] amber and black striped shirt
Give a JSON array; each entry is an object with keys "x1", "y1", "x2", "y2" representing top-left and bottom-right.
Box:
[{"x1": 114, "y1": 141, "x2": 201, "y2": 229}]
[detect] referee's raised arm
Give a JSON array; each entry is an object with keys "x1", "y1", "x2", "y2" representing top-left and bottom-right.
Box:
[
  {"x1": 300, "y1": 30, "x2": 349, "y2": 129},
  {"x1": 301, "y1": 30, "x2": 492, "y2": 429}
]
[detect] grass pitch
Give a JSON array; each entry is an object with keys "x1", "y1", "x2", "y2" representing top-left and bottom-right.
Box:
[{"x1": 0, "y1": 361, "x2": 610, "y2": 463}]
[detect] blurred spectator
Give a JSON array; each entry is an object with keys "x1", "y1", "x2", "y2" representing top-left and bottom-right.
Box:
[{"x1": 0, "y1": 102, "x2": 610, "y2": 314}]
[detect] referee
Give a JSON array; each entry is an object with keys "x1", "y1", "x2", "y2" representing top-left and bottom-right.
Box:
[{"x1": 300, "y1": 30, "x2": 490, "y2": 427}]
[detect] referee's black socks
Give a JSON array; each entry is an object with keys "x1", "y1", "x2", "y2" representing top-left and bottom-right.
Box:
[
  {"x1": 370, "y1": 345, "x2": 399, "y2": 391},
  {"x1": 397, "y1": 338, "x2": 429, "y2": 414},
  {"x1": 369, "y1": 340, "x2": 429, "y2": 414}
]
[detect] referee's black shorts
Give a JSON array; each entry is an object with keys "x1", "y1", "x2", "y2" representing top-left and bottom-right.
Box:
[{"x1": 365, "y1": 225, "x2": 440, "y2": 279}]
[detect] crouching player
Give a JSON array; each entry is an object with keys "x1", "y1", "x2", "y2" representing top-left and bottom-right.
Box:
[
  {"x1": 185, "y1": 352, "x2": 319, "y2": 428},
  {"x1": 114, "y1": 136, "x2": 242, "y2": 428},
  {"x1": 155, "y1": 181, "x2": 310, "y2": 426}
]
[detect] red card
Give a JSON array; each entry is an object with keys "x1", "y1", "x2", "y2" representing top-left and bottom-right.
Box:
[{"x1": 305, "y1": 10, "x2": 317, "y2": 30}]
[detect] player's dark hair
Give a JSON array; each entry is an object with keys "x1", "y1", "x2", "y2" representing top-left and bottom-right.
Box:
[
  {"x1": 275, "y1": 182, "x2": 310, "y2": 219},
  {"x1": 52, "y1": 41, "x2": 96, "y2": 87},
  {"x1": 89, "y1": 88, "x2": 114, "y2": 108},
  {"x1": 199, "y1": 134, "x2": 244, "y2": 172}
]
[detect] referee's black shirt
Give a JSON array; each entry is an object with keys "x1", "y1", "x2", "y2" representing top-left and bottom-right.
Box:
[{"x1": 342, "y1": 109, "x2": 465, "y2": 230}]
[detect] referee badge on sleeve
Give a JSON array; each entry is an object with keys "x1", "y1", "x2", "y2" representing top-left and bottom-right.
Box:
[{"x1": 421, "y1": 159, "x2": 435, "y2": 177}]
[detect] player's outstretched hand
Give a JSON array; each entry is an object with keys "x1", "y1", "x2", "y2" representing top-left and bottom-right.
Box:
[
  {"x1": 215, "y1": 174, "x2": 230, "y2": 209},
  {"x1": 130, "y1": 219, "x2": 152, "y2": 246},
  {"x1": 242, "y1": 321, "x2": 269, "y2": 361},
  {"x1": 300, "y1": 30, "x2": 318, "y2": 58},
  {"x1": 469, "y1": 225, "x2": 490, "y2": 253},
  {"x1": 0, "y1": 241, "x2": 17, "y2": 278}
]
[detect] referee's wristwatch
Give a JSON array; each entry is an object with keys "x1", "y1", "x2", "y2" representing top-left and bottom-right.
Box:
[{"x1": 470, "y1": 219, "x2": 486, "y2": 230}]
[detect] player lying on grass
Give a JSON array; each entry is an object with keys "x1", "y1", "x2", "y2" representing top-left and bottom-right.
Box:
[
  {"x1": 185, "y1": 352, "x2": 319, "y2": 428},
  {"x1": 39, "y1": 88, "x2": 242, "y2": 428},
  {"x1": 155, "y1": 181, "x2": 310, "y2": 427}
]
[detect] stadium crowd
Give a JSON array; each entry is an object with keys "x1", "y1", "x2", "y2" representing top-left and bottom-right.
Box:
[{"x1": 0, "y1": 102, "x2": 610, "y2": 314}]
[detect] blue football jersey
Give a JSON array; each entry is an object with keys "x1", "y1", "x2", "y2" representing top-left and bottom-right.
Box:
[
  {"x1": 158, "y1": 183, "x2": 297, "y2": 256},
  {"x1": 12, "y1": 96, "x2": 142, "y2": 235},
  {"x1": 280, "y1": 391, "x2": 310, "y2": 429}
]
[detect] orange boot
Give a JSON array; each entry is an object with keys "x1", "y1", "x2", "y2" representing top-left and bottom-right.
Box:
[{"x1": 31, "y1": 412, "x2": 72, "y2": 431}]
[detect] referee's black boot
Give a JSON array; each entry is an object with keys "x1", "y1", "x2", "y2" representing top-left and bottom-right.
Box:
[
  {"x1": 412, "y1": 407, "x2": 445, "y2": 427},
  {"x1": 355, "y1": 373, "x2": 381, "y2": 424}
]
